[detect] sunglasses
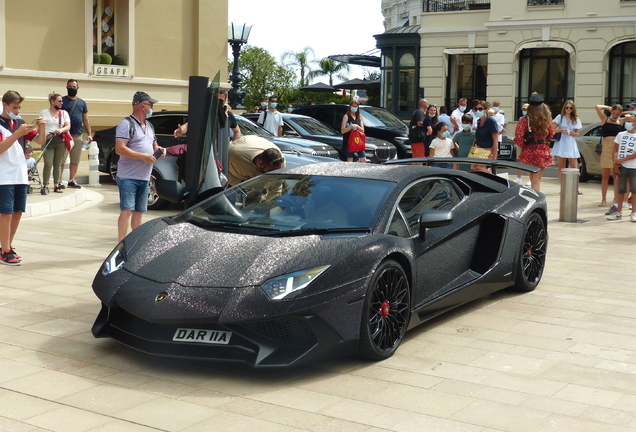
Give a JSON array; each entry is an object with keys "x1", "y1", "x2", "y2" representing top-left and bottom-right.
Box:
[
  {"x1": 475, "y1": 108, "x2": 484, "y2": 111},
  {"x1": 270, "y1": 157, "x2": 285, "y2": 166},
  {"x1": 564, "y1": 106, "x2": 573, "y2": 110}
]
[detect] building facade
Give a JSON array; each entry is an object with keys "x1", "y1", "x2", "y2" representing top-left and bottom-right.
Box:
[
  {"x1": 379, "y1": 0, "x2": 636, "y2": 123},
  {"x1": 0, "y1": 0, "x2": 228, "y2": 129}
]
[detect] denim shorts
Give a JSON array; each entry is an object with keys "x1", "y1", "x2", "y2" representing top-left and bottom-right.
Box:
[
  {"x1": 346, "y1": 150, "x2": 366, "y2": 159},
  {"x1": 116, "y1": 177, "x2": 149, "y2": 213},
  {"x1": 0, "y1": 184, "x2": 28, "y2": 214},
  {"x1": 433, "y1": 163, "x2": 452, "y2": 169},
  {"x1": 617, "y1": 166, "x2": 636, "y2": 194}
]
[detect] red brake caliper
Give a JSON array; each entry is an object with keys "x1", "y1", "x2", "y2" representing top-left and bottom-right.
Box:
[{"x1": 380, "y1": 301, "x2": 390, "y2": 317}]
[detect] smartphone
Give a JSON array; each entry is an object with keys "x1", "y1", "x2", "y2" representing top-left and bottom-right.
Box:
[{"x1": 153, "y1": 148, "x2": 163, "y2": 159}]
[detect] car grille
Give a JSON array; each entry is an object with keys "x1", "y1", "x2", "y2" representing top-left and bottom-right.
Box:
[
  {"x1": 241, "y1": 317, "x2": 317, "y2": 347},
  {"x1": 374, "y1": 145, "x2": 396, "y2": 161},
  {"x1": 311, "y1": 149, "x2": 340, "y2": 159}
]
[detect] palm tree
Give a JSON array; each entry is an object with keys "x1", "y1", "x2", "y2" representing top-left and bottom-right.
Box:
[
  {"x1": 281, "y1": 46, "x2": 317, "y2": 88},
  {"x1": 309, "y1": 58, "x2": 351, "y2": 87}
]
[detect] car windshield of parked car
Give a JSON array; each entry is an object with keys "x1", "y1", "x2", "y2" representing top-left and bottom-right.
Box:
[
  {"x1": 361, "y1": 107, "x2": 408, "y2": 129},
  {"x1": 236, "y1": 116, "x2": 274, "y2": 137},
  {"x1": 175, "y1": 174, "x2": 395, "y2": 234},
  {"x1": 291, "y1": 118, "x2": 340, "y2": 137}
]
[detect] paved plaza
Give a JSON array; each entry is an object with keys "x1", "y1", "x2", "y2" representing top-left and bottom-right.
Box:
[{"x1": 1, "y1": 167, "x2": 636, "y2": 432}]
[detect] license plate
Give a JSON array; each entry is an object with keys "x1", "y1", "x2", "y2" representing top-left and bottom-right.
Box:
[
  {"x1": 500, "y1": 150, "x2": 511, "y2": 155},
  {"x1": 173, "y1": 328, "x2": 232, "y2": 345}
]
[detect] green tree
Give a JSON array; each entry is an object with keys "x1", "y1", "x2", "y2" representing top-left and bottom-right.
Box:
[
  {"x1": 228, "y1": 45, "x2": 297, "y2": 110},
  {"x1": 308, "y1": 58, "x2": 351, "y2": 86},
  {"x1": 281, "y1": 46, "x2": 317, "y2": 88}
]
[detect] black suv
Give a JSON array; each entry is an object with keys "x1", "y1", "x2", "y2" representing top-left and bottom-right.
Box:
[{"x1": 293, "y1": 104, "x2": 411, "y2": 158}]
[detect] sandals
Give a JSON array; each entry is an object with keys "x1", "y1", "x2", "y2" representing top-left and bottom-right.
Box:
[{"x1": 53, "y1": 185, "x2": 64, "y2": 193}]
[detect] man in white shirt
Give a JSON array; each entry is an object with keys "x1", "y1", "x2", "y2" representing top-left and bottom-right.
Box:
[
  {"x1": 492, "y1": 100, "x2": 507, "y2": 144},
  {"x1": 450, "y1": 98, "x2": 467, "y2": 138},
  {"x1": 257, "y1": 96, "x2": 283, "y2": 137}
]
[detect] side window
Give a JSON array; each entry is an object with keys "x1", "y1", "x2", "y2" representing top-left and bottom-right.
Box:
[
  {"x1": 282, "y1": 122, "x2": 297, "y2": 136},
  {"x1": 388, "y1": 210, "x2": 410, "y2": 237},
  {"x1": 587, "y1": 126, "x2": 602, "y2": 137},
  {"x1": 149, "y1": 116, "x2": 182, "y2": 136},
  {"x1": 397, "y1": 179, "x2": 461, "y2": 233},
  {"x1": 312, "y1": 107, "x2": 335, "y2": 129}
]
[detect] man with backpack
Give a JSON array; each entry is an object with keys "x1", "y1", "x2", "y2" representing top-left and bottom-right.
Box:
[
  {"x1": 114, "y1": 91, "x2": 165, "y2": 241},
  {"x1": 61, "y1": 79, "x2": 92, "y2": 188},
  {"x1": 257, "y1": 95, "x2": 283, "y2": 137}
]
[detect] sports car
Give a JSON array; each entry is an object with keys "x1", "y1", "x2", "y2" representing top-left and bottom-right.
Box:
[{"x1": 91, "y1": 159, "x2": 548, "y2": 367}]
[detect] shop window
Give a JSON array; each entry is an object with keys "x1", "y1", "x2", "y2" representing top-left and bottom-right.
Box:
[
  {"x1": 608, "y1": 42, "x2": 636, "y2": 106},
  {"x1": 446, "y1": 54, "x2": 487, "y2": 111}
]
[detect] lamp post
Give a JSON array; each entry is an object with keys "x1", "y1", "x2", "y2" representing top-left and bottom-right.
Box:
[{"x1": 228, "y1": 23, "x2": 252, "y2": 110}]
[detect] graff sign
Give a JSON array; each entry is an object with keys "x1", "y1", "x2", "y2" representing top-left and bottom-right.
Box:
[{"x1": 93, "y1": 65, "x2": 129, "y2": 78}]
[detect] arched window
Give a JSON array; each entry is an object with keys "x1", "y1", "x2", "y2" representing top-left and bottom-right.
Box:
[{"x1": 608, "y1": 42, "x2": 636, "y2": 106}]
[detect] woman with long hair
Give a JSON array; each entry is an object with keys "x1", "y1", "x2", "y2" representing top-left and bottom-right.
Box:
[
  {"x1": 340, "y1": 100, "x2": 366, "y2": 163},
  {"x1": 472, "y1": 101, "x2": 499, "y2": 171},
  {"x1": 40, "y1": 93, "x2": 70, "y2": 193},
  {"x1": 595, "y1": 104, "x2": 625, "y2": 212},
  {"x1": 552, "y1": 100, "x2": 582, "y2": 186},
  {"x1": 514, "y1": 95, "x2": 555, "y2": 191},
  {"x1": 423, "y1": 104, "x2": 438, "y2": 156}
]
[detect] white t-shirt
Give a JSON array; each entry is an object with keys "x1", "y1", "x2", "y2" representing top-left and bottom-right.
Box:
[
  {"x1": 0, "y1": 125, "x2": 28, "y2": 185},
  {"x1": 493, "y1": 112, "x2": 506, "y2": 143},
  {"x1": 40, "y1": 108, "x2": 70, "y2": 135},
  {"x1": 614, "y1": 131, "x2": 636, "y2": 169},
  {"x1": 257, "y1": 109, "x2": 283, "y2": 136},
  {"x1": 430, "y1": 137, "x2": 454, "y2": 158}
]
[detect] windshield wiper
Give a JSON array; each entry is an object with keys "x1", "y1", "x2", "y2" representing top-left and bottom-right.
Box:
[
  {"x1": 190, "y1": 220, "x2": 279, "y2": 232},
  {"x1": 271, "y1": 227, "x2": 371, "y2": 237}
]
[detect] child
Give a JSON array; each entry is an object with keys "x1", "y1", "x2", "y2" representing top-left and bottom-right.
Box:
[
  {"x1": 453, "y1": 114, "x2": 475, "y2": 171},
  {"x1": 429, "y1": 122, "x2": 457, "y2": 169},
  {"x1": 24, "y1": 143, "x2": 35, "y2": 172}
]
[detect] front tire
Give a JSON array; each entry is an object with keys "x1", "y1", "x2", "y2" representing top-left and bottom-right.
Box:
[
  {"x1": 359, "y1": 260, "x2": 410, "y2": 360},
  {"x1": 511, "y1": 213, "x2": 547, "y2": 292},
  {"x1": 147, "y1": 170, "x2": 169, "y2": 210},
  {"x1": 578, "y1": 156, "x2": 591, "y2": 183}
]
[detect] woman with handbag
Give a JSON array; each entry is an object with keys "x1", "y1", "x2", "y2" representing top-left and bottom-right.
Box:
[
  {"x1": 595, "y1": 104, "x2": 625, "y2": 212},
  {"x1": 341, "y1": 100, "x2": 366, "y2": 163},
  {"x1": 470, "y1": 101, "x2": 499, "y2": 171},
  {"x1": 552, "y1": 100, "x2": 582, "y2": 189},
  {"x1": 423, "y1": 104, "x2": 438, "y2": 157},
  {"x1": 514, "y1": 95, "x2": 555, "y2": 191},
  {"x1": 40, "y1": 93, "x2": 70, "y2": 193}
]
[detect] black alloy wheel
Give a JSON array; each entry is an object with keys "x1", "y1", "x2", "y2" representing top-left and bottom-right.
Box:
[
  {"x1": 512, "y1": 213, "x2": 547, "y2": 292},
  {"x1": 578, "y1": 156, "x2": 591, "y2": 182},
  {"x1": 359, "y1": 260, "x2": 410, "y2": 360},
  {"x1": 147, "y1": 170, "x2": 169, "y2": 210}
]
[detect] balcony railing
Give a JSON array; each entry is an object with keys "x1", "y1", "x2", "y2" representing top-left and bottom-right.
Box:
[
  {"x1": 422, "y1": 0, "x2": 490, "y2": 13},
  {"x1": 527, "y1": 0, "x2": 564, "y2": 5}
]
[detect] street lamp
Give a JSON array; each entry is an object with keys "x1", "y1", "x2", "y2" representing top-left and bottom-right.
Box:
[{"x1": 228, "y1": 23, "x2": 252, "y2": 110}]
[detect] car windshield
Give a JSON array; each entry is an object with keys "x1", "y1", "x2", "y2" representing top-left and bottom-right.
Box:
[
  {"x1": 361, "y1": 106, "x2": 408, "y2": 129},
  {"x1": 236, "y1": 117, "x2": 274, "y2": 137},
  {"x1": 291, "y1": 118, "x2": 340, "y2": 136},
  {"x1": 174, "y1": 174, "x2": 395, "y2": 234}
]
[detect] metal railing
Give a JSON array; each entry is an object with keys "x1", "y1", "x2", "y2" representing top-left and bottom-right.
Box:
[
  {"x1": 604, "y1": 97, "x2": 636, "y2": 108},
  {"x1": 423, "y1": 0, "x2": 490, "y2": 12},
  {"x1": 527, "y1": 0, "x2": 564, "y2": 5}
]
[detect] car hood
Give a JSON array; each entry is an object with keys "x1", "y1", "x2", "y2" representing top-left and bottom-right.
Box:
[
  {"x1": 270, "y1": 136, "x2": 334, "y2": 151},
  {"x1": 124, "y1": 219, "x2": 362, "y2": 287}
]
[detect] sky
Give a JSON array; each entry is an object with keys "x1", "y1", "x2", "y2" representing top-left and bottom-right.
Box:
[{"x1": 228, "y1": 0, "x2": 385, "y2": 83}]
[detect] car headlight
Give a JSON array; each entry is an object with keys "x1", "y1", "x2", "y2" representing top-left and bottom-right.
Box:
[
  {"x1": 261, "y1": 265, "x2": 330, "y2": 300},
  {"x1": 100, "y1": 242, "x2": 127, "y2": 276}
]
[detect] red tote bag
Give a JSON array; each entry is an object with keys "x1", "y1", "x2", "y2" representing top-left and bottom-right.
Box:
[{"x1": 348, "y1": 130, "x2": 366, "y2": 152}]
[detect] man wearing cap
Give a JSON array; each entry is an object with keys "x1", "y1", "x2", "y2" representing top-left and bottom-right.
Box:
[{"x1": 114, "y1": 91, "x2": 165, "y2": 241}]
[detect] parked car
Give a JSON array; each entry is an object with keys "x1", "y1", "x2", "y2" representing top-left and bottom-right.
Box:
[
  {"x1": 241, "y1": 112, "x2": 397, "y2": 163},
  {"x1": 91, "y1": 160, "x2": 547, "y2": 367},
  {"x1": 574, "y1": 122, "x2": 604, "y2": 182},
  {"x1": 291, "y1": 104, "x2": 412, "y2": 158},
  {"x1": 93, "y1": 110, "x2": 338, "y2": 210},
  {"x1": 499, "y1": 135, "x2": 517, "y2": 161}
]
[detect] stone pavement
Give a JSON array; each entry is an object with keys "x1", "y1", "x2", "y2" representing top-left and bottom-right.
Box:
[{"x1": 2, "y1": 171, "x2": 636, "y2": 432}]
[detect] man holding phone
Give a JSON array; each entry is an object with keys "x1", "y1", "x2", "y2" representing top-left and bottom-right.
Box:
[{"x1": 114, "y1": 91, "x2": 165, "y2": 241}]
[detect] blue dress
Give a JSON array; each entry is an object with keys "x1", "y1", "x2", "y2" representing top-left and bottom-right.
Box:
[{"x1": 551, "y1": 114, "x2": 581, "y2": 158}]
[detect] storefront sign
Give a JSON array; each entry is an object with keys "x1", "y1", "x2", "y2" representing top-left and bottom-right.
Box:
[{"x1": 93, "y1": 65, "x2": 130, "y2": 78}]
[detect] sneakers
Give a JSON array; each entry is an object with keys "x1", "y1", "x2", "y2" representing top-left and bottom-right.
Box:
[
  {"x1": 525, "y1": 180, "x2": 532, "y2": 187},
  {"x1": 57, "y1": 182, "x2": 66, "y2": 189},
  {"x1": 631, "y1": 213, "x2": 636, "y2": 222},
  {"x1": 0, "y1": 250, "x2": 20, "y2": 266},
  {"x1": 607, "y1": 212, "x2": 622, "y2": 220},
  {"x1": 513, "y1": 177, "x2": 522, "y2": 185},
  {"x1": 67, "y1": 179, "x2": 81, "y2": 188},
  {"x1": 10, "y1": 247, "x2": 21, "y2": 261},
  {"x1": 605, "y1": 204, "x2": 618, "y2": 215}
]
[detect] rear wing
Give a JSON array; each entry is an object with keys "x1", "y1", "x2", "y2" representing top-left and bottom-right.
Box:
[{"x1": 385, "y1": 157, "x2": 541, "y2": 175}]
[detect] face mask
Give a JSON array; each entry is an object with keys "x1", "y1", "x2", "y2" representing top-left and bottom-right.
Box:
[
  {"x1": 522, "y1": 110, "x2": 527, "y2": 116},
  {"x1": 67, "y1": 88, "x2": 78, "y2": 97},
  {"x1": 459, "y1": 105, "x2": 466, "y2": 112},
  {"x1": 493, "y1": 107, "x2": 499, "y2": 112},
  {"x1": 625, "y1": 122, "x2": 634, "y2": 131},
  {"x1": 261, "y1": 102, "x2": 267, "y2": 107},
  {"x1": 350, "y1": 107, "x2": 358, "y2": 113},
  {"x1": 287, "y1": 108, "x2": 293, "y2": 112},
  {"x1": 7, "y1": 111, "x2": 21, "y2": 120},
  {"x1": 53, "y1": 104, "x2": 61, "y2": 110},
  {"x1": 462, "y1": 124, "x2": 471, "y2": 131},
  {"x1": 270, "y1": 102, "x2": 278, "y2": 108},
  {"x1": 145, "y1": 106, "x2": 153, "y2": 118},
  {"x1": 475, "y1": 110, "x2": 484, "y2": 119},
  {"x1": 428, "y1": 113, "x2": 435, "y2": 118},
  {"x1": 442, "y1": 131, "x2": 450, "y2": 138}
]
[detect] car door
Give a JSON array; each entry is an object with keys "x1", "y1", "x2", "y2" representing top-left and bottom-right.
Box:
[
  {"x1": 148, "y1": 114, "x2": 187, "y2": 149},
  {"x1": 387, "y1": 178, "x2": 479, "y2": 307},
  {"x1": 578, "y1": 124, "x2": 602, "y2": 175}
]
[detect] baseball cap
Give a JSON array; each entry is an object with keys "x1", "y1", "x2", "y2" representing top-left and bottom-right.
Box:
[
  {"x1": 132, "y1": 91, "x2": 158, "y2": 105},
  {"x1": 24, "y1": 143, "x2": 33, "y2": 151}
]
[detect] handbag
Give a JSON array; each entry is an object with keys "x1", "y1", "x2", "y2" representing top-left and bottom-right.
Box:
[
  {"x1": 468, "y1": 144, "x2": 491, "y2": 159},
  {"x1": 595, "y1": 136, "x2": 603, "y2": 155},
  {"x1": 348, "y1": 130, "x2": 366, "y2": 152},
  {"x1": 524, "y1": 126, "x2": 545, "y2": 146},
  {"x1": 57, "y1": 110, "x2": 74, "y2": 150}
]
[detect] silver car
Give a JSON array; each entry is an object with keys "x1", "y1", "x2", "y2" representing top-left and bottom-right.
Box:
[{"x1": 575, "y1": 121, "x2": 605, "y2": 182}]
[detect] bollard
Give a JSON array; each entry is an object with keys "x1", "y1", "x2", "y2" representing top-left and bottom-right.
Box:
[
  {"x1": 88, "y1": 141, "x2": 101, "y2": 187},
  {"x1": 559, "y1": 168, "x2": 579, "y2": 222},
  {"x1": 62, "y1": 154, "x2": 70, "y2": 182}
]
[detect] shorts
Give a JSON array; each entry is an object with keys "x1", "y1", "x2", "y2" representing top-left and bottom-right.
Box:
[
  {"x1": 617, "y1": 166, "x2": 636, "y2": 194},
  {"x1": 116, "y1": 177, "x2": 149, "y2": 213},
  {"x1": 67, "y1": 134, "x2": 84, "y2": 165},
  {"x1": 411, "y1": 142, "x2": 425, "y2": 158},
  {"x1": 0, "y1": 184, "x2": 28, "y2": 214},
  {"x1": 346, "y1": 150, "x2": 366, "y2": 159},
  {"x1": 433, "y1": 163, "x2": 452, "y2": 169}
]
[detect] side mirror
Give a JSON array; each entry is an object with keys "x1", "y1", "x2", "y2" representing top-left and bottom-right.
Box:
[{"x1": 418, "y1": 210, "x2": 454, "y2": 240}]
